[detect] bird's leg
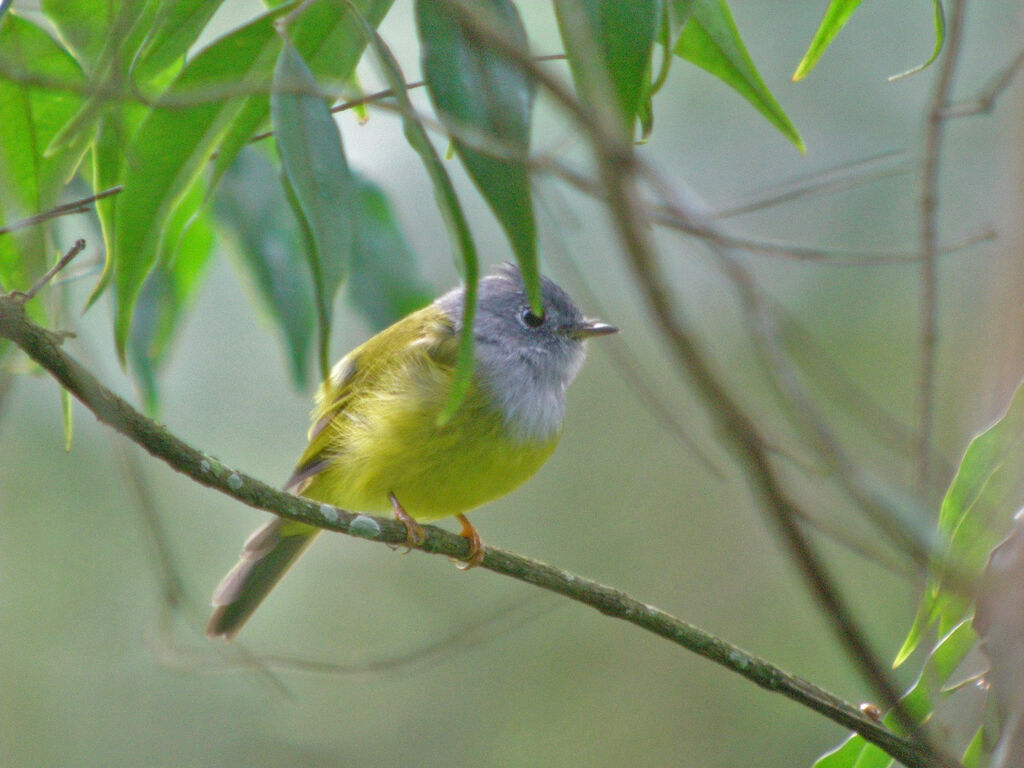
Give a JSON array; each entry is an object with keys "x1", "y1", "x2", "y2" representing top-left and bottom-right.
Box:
[
  {"x1": 388, "y1": 492, "x2": 425, "y2": 551},
  {"x1": 454, "y1": 514, "x2": 485, "y2": 570}
]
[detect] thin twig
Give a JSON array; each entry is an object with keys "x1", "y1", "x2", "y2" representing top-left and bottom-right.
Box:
[
  {"x1": 917, "y1": 0, "x2": 967, "y2": 491},
  {"x1": 0, "y1": 187, "x2": 123, "y2": 236},
  {"x1": 249, "y1": 52, "x2": 570, "y2": 148},
  {"x1": 159, "y1": 596, "x2": 561, "y2": 678},
  {"x1": 533, "y1": 182, "x2": 725, "y2": 479},
  {"x1": 711, "y1": 150, "x2": 913, "y2": 220},
  {"x1": 541, "y1": 157, "x2": 994, "y2": 265},
  {"x1": 0, "y1": 291, "x2": 926, "y2": 767},
  {"x1": 938, "y1": 44, "x2": 1024, "y2": 119},
  {"x1": 11, "y1": 240, "x2": 87, "y2": 302}
]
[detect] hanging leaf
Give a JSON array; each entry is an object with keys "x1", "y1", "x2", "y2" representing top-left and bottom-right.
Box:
[
  {"x1": 108, "y1": 0, "x2": 392, "y2": 364},
  {"x1": 814, "y1": 621, "x2": 979, "y2": 768},
  {"x1": 416, "y1": 0, "x2": 540, "y2": 310},
  {"x1": 207, "y1": 0, "x2": 393, "y2": 194},
  {"x1": 795, "y1": 0, "x2": 944, "y2": 83},
  {"x1": 40, "y1": 0, "x2": 115, "y2": 68},
  {"x1": 887, "y1": 1, "x2": 945, "y2": 82},
  {"x1": 554, "y1": 0, "x2": 660, "y2": 138},
  {"x1": 792, "y1": 0, "x2": 864, "y2": 82},
  {"x1": 109, "y1": 5, "x2": 293, "y2": 363},
  {"x1": 896, "y1": 380, "x2": 1024, "y2": 665},
  {"x1": 348, "y1": 175, "x2": 433, "y2": 329},
  {"x1": 347, "y1": 1, "x2": 478, "y2": 423},
  {"x1": 271, "y1": 38, "x2": 354, "y2": 379},
  {"x1": 133, "y1": 0, "x2": 229, "y2": 83},
  {"x1": 214, "y1": 147, "x2": 314, "y2": 388},
  {"x1": 127, "y1": 176, "x2": 215, "y2": 412},
  {"x1": 0, "y1": 12, "x2": 84, "y2": 317},
  {"x1": 676, "y1": 0, "x2": 803, "y2": 151}
]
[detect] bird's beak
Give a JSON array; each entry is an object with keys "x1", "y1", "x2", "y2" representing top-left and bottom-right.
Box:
[{"x1": 568, "y1": 319, "x2": 619, "y2": 339}]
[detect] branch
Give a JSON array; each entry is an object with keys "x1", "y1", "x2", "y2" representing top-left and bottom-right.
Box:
[{"x1": 0, "y1": 290, "x2": 924, "y2": 766}]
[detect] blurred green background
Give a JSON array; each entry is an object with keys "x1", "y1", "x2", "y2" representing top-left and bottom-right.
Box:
[{"x1": 3, "y1": 2, "x2": 1024, "y2": 766}]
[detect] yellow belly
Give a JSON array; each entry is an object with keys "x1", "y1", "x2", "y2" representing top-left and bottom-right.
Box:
[{"x1": 299, "y1": 378, "x2": 560, "y2": 521}]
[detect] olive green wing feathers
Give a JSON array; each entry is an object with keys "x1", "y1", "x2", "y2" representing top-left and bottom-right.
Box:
[{"x1": 286, "y1": 305, "x2": 457, "y2": 493}]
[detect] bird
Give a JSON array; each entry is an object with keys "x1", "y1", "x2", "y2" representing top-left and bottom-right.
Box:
[{"x1": 207, "y1": 262, "x2": 617, "y2": 639}]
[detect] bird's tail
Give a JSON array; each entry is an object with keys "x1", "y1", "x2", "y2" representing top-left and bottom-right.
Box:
[{"x1": 206, "y1": 517, "x2": 320, "y2": 640}]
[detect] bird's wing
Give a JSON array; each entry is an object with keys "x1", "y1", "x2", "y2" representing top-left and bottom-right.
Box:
[{"x1": 285, "y1": 304, "x2": 457, "y2": 492}]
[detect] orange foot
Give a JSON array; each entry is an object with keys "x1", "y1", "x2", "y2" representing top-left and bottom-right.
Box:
[
  {"x1": 388, "y1": 493, "x2": 424, "y2": 552},
  {"x1": 454, "y1": 513, "x2": 485, "y2": 570}
]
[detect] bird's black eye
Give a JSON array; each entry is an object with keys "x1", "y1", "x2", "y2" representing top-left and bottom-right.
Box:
[{"x1": 520, "y1": 307, "x2": 544, "y2": 328}]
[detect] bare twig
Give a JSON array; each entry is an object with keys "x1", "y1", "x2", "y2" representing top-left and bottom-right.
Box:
[
  {"x1": 10, "y1": 240, "x2": 88, "y2": 302},
  {"x1": 712, "y1": 150, "x2": 914, "y2": 220},
  {"x1": 540, "y1": 156, "x2": 994, "y2": 265},
  {"x1": 158, "y1": 596, "x2": 561, "y2": 678},
  {"x1": 938, "y1": 44, "x2": 1024, "y2": 118},
  {"x1": 0, "y1": 188, "x2": 123, "y2": 236},
  {"x1": 917, "y1": 0, "x2": 967, "y2": 491}
]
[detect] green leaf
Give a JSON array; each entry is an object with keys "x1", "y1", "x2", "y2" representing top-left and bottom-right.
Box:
[
  {"x1": 127, "y1": 175, "x2": 215, "y2": 412},
  {"x1": 348, "y1": 175, "x2": 433, "y2": 330},
  {"x1": 40, "y1": 0, "x2": 114, "y2": 68},
  {"x1": 675, "y1": 0, "x2": 804, "y2": 152},
  {"x1": 107, "y1": 0, "x2": 396, "y2": 362},
  {"x1": 271, "y1": 38, "x2": 354, "y2": 379},
  {"x1": 668, "y1": 0, "x2": 695, "y2": 38},
  {"x1": 0, "y1": 13, "x2": 84, "y2": 295},
  {"x1": 347, "y1": 1, "x2": 478, "y2": 423},
  {"x1": 214, "y1": 147, "x2": 314, "y2": 388},
  {"x1": 814, "y1": 621, "x2": 978, "y2": 768},
  {"x1": 416, "y1": 0, "x2": 540, "y2": 311},
  {"x1": 41, "y1": 1, "x2": 158, "y2": 157},
  {"x1": 645, "y1": 2, "x2": 675, "y2": 101},
  {"x1": 554, "y1": 0, "x2": 660, "y2": 137},
  {"x1": 110, "y1": 5, "x2": 290, "y2": 362},
  {"x1": 133, "y1": 0, "x2": 228, "y2": 83},
  {"x1": 0, "y1": 14, "x2": 85, "y2": 215},
  {"x1": 887, "y1": 1, "x2": 945, "y2": 82},
  {"x1": 83, "y1": 107, "x2": 144, "y2": 310},
  {"x1": 901, "y1": 380, "x2": 1024, "y2": 658},
  {"x1": 792, "y1": 0, "x2": 864, "y2": 82},
  {"x1": 811, "y1": 733, "x2": 889, "y2": 768},
  {"x1": 207, "y1": 0, "x2": 393, "y2": 195},
  {"x1": 961, "y1": 726, "x2": 985, "y2": 768}
]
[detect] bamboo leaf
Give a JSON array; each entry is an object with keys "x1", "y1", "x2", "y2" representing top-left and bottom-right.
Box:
[
  {"x1": 271, "y1": 38, "x2": 354, "y2": 379},
  {"x1": 215, "y1": 147, "x2": 314, "y2": 388},
  {"x1": 792, "y1": 0, "x2": 864, "y2": 82},
  {"x1": 887, "y1": 0, "x2": 945, "y2": 82},
  {"x1": 110, "y1": 5, "x2": 290, "y2": 362},
  {"x1": 128, "y1": 176, "x2": 215, "y2": 412},
  {"x1": 0, "y1": 12, "x2": 84, "y2": 305},
  {"x1": 676, "y1": 0, "x2": 803, "y2": 151},
  {"x1": 416, "y1": 0, "x2": 540, "y2": 310},
  {"x1": 347, "y1": 2, "x2": 478, "y2": 423},
  {"x1": 554, "y1": 0, "x2": 660, "y2": 137},
  {"x1": 134, "y1": 0, "x2": 228, "y2": 83},
  {"x1": 348, "y1": 175, "x2": 433, "y2": 329}
]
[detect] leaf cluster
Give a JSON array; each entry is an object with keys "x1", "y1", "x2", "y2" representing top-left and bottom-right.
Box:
[{"x1": 0, "y1": 0, "x2": 923, "y2": 406}]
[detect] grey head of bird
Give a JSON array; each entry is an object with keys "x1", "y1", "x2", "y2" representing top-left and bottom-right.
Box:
[{"x1": 436, "y1": 262, "x2": 617, "y2": 441}]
